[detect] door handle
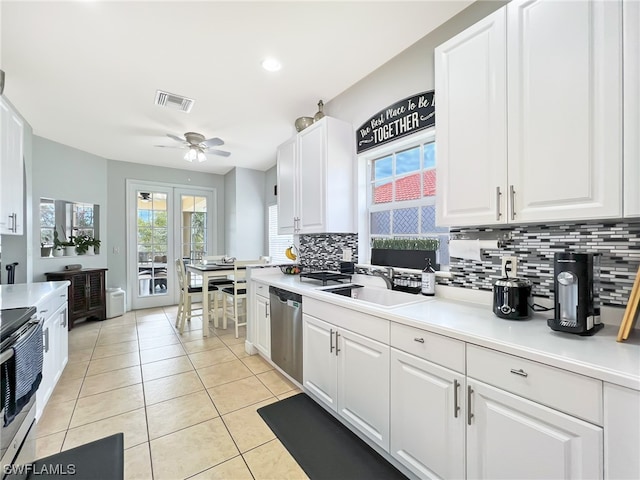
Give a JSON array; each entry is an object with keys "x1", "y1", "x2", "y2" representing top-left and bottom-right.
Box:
[
  {"x1": 510, "y1": 185, "x2": 516, "y2": 220},
  {"x1": 43, "y1": 328, "x2": 50, "y2": 353},
  {"x1": 467, "y1": 385, "x2": 474, "y2": 426},
  {"x1": 496, "y1": 186, "x2": 502, "y2": 221},
  {"x1": 335, "y1": 331, "x2": 340, "y2": 356},
  {"x1": 453, "y1": 379, "x2": 460, "y2": 418},
  {"x1": 329, "y1": 328, "x2": 334, "y2": 353}
]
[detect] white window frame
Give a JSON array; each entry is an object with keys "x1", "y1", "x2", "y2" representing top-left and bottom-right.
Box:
[
  {"x1": 267, "y1": 203, "x2": 294, "y2": 264},
  {"x1": 357, "y1": 129, "x2": 445, "y2": 264}
]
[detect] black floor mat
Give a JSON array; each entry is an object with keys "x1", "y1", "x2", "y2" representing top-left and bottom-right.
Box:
[{"x1": 257, "y1": 393, "x2": 407, "y2": 480}]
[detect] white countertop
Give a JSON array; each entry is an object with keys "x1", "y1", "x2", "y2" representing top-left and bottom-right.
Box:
[
  {"x1": 0, "y1": 281, "x2": 70, "y2": 309},
  {"x1": 250, "y1": 269, "x2": 640, "y2": 391}
]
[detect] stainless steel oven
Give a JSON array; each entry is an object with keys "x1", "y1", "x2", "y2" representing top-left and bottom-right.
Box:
[{"x1": 1, "y1": 307, "x2": 40, "y2": 479}]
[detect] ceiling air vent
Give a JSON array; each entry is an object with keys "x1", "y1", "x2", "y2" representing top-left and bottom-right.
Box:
[{"x1": 154, "y1": 90, "x2": 194, "y2": 113}]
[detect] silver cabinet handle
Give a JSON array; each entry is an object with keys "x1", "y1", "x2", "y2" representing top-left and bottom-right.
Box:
[
  {"x1": 43, "y1": 328, "x2": 50, "y2": 353},
  {"x1": 265, "y1": 302, "x2": 269, "y2": 318},
  {"x1": 509, "y1": 185, "x2": 516, "y2": 220},
  {"x1": 467, "y1": 386, "x2": 474, "y2": 426},
  {"x1": 453, "y1": 379, "x2": 460, "y2": 418},
  {"x1": 414, "y1": 337, "x2": 425, "y2": 343},
  {"x1": 40, "y1": 309, "x2": 48, "y2": 314},
  {"x1": 496, "y1": 186, "x2": 502, "y2": 221},
  {"x1": 335, "y1": 331, "x2": 340, "y2": 356},
  {"x1": 510, "y1": 368, "x2": 528, "y2": 377},
  {"x1": 329, "y1": 328, "x2": 334, "y2": 353},
  {"x1": 61, "y1": 315, "x2": 67, "y2": 328}
]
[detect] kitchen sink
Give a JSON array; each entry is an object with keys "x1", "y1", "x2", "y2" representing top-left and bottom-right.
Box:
[{"x1": 317, "y1": 284, "x2": 432, "y2": 308}]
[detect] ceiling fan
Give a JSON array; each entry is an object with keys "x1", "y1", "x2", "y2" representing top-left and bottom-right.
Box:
[{"x1": 155, "y1": 132, "x2": 231, "y2": 162}]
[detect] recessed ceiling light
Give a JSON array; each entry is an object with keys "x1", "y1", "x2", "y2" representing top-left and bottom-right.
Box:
[{"x1": 262, "y1": 58, "x2": 282, "y2": 72}]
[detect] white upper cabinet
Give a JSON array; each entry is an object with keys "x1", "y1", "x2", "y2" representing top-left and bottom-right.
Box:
[
  {"x1": 435, "y1": 7, "x2": 508, "y2": 226},
  {"x1": 624, "y1": 0, "x2": 640, "y2": 217},
  {"x1": 507, "y1": 0, "x2": 622, "y2": 223},
  {"x1": 0, "y1": 97, "x2": 25, "y2": 235},
  {"x1": 276, "y1": 116, "x2": 355, "y2": 234},
  {"x1": 436, "y1": 0, "x2": 623, "y2": 227}
]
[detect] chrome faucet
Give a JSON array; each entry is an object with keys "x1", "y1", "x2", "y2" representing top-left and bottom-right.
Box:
[{"x1": 370, "y1": 267, "x2": 395, "y2": 290}]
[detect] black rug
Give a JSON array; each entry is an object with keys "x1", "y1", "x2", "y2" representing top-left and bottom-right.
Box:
[{"x1": 257, "y1": 393, "x2": 407, "y2": 480}]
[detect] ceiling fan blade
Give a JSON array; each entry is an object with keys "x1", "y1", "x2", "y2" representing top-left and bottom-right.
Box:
[
  {"x1": 166, "y1": 133, "x2": 186, "y2": 143},
  {"x1": 201, "y1": 137, "x2": 224, "y2": 148},
  {"x1": 207, "y1": 149, "x2": 231, "y2": 157},
  {"x1": 154, "y1": 145, "x2": 186, "y2": 149}
]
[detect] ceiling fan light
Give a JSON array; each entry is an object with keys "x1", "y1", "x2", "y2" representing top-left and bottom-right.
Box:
[
  {"x1": 184, "y1": 148, "x2": 197, "y2": 162},
  {"x1": 262, "y1": 57, "x2": 281, "y2": 72},
  {"x1": 197, "y1": 151, "x2": 206, "y2": 162}
]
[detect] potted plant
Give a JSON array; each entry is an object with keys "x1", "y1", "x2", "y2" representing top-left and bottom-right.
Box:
[
  {"x1": 41, "y1": 234, "x2": 53, "y2": 257},
  {"x1": 75, "y1": 234, "x2": 101, "y2": 255},
  {"x1": 52, "y1": 231, "x2": 65, "y2": 257},
  {"x1": 63, "y1": 237, "x2": 76, "y2": 256},
  {"x1": 371, "y1": 237, "x2": 440, "y2": 270}
]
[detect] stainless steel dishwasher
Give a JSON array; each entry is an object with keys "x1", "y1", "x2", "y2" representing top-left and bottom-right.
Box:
[{"x1": 269, "y1": 286, "x2": 303, "y2": 383}]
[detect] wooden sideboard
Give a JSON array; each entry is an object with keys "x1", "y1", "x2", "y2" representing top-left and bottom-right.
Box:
[{"x1": 45, "y1": 268, "x2": 107, "y2": 330}]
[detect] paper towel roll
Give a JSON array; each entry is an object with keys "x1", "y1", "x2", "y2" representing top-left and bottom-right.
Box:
[{"x1": 449, "y1": 240, "x2": 498, "y2": 261}]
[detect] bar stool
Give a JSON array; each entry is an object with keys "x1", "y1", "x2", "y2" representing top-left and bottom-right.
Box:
[
  {"x1": 220, "y1": 259, "x2": 265, "y2": 338},
  {"x1": 202, "y1": 255, "x2": 234, "y2": 328},
  {"x1": 175, "y1": 259, "x2": 214, "y2": 334}
]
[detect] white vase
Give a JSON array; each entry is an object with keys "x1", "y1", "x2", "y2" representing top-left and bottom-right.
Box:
[
  {"x1": 86, "y1": 245, "x2": 95, "y2": 255},
  {"x1": 52, "y1": 247, "x2": 64, "y2": 257},
  {"x1": 65, "y1": 246, "x2": 77, "y2": 256}
]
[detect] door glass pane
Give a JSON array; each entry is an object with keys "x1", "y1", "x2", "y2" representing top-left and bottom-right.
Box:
[
  {"x1": 180, "y1": 195, "x2": 208, "y2": 261},
  {"x1": 137, "y1": 191, "x2": 168, "y2": 297}
]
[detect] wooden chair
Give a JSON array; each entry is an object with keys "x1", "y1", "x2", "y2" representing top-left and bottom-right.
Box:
[
  {"x1": 220, "y1": 259, "x2": 266, "y2": 338},
  {"x1": 175, "y1": 259, "x2": 212, "y2": 334}
]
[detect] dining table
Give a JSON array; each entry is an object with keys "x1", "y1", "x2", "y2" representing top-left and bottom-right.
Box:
[{"x1": 185, "y1": 262, "x2": 245, "y2": 337}]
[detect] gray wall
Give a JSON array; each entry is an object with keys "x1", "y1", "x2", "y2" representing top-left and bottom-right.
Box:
[
  {"x1": 225, "y1": 167, "x2": 267, "y2": 259},
  {"x1": 326, "y1": 1, "x2": 506, "y2": 126},
  {"x1": 30, "y1": 137, "x2": 109, "y2": 282}
]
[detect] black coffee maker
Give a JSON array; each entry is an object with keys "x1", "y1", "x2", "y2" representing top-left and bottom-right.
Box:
[{"x1": 547, "y1": 252, "x2": 603, "y2": 335}]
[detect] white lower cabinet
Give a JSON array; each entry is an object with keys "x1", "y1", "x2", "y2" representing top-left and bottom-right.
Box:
[
  {"x1": 467, "y1": 379, "x2": 603, "y2": 479},
  {"x1": 604, "y1": 383, "x2": 640, "y2": 479},
  {"x1": 303, "y1": 313, "x2": 389, "y2": 450},
  {"x1": 253, "y1": 285, "x2": 270, "y2": 358},
  {"x1": 390, "y1": 349, "x2": 465, "y2": 480},
  {"x1": 36, "y1": 289, "x2": 69, "y2": 420}
]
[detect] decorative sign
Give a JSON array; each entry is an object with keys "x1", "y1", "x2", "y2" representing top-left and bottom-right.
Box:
[{"x1": 356, "y1": 91, "x2": 435, "y2": 154}]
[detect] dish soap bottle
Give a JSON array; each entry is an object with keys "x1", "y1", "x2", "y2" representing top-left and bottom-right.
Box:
[{"x1": 421, "y1": 259, "x2": 436, "y2": 296}]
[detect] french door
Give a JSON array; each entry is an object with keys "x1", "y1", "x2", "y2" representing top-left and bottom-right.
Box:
[{"x1": 127, "y1": 181, "x2": 215, "y2": 310}]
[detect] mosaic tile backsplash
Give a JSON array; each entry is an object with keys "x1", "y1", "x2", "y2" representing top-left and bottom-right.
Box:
[
  {"x1": 298, "y1": 221, "x2": 639, "y2": 308},
  {"x1": 441, "y1": 221, "x2": 640, "y2": 307},
  {"x1": 299, "y1": 234, "x2": 359, "y2": 272}
]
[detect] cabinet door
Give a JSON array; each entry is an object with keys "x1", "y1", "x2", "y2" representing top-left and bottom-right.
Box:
[
  {"x1": 337, "y1": 327, "x2": 390, "y2": 450},
  {"x1": 467, "y1": 380, "x2": 603, "y2": 480},
  {"x1": 507, "y1": 0, "x2": 622, "y2": 222},
  {"x1": 604, "y1": 383, "x2": 640, "y2": 479},
  {"x1": 53, "y1": 303, "x2": 69, "y2": 380},
  {"x1": 254, "y1": 294, "x2": 270, "y2": 358},
  {"x1": 435, "y1": 7, "x2": 508, "y2": 227},
  {"x1": 297, "y1": 121, "x2": 326, "y2": 233},
  {"x1": 0, "y1": 97, "x2": 24, "y2": 235},
  {"x1": 69, "y1": 273, "x2": 88, "y2": 317},
  {"x1": 302, "y1": 314, "x2": 338, "y2": 412},
  {"x1": 87, "y1": 271, "x2": 105, "y2": 314},
  {"x1": 277, "y1": 137, "x2": 297, "y2": 234},
  {"x1": 36, "y1": 316, "x2": 56, "y2": 421},
  {"x1": 390, "y1": 349, "x2": 465, "y2": 480},
  {"x1": 624, "y1": 0, "x2": 640, "y2": 217}
]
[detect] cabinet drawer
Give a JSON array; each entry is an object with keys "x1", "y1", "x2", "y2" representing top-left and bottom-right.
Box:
[
  {"x1": 467, "y1": 344, "x2": 602, "y2": 425},
  {"x1": 254, "y1": 282, "x2": 269, "y2": 299},
  {"x1": 390, "y1": 323, "x2": 465, "y2": 374}
]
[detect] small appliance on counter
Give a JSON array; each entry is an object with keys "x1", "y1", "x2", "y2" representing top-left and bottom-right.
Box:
[
  {"x1": 493, "y1": 277, "x2": 532, "y2": 320},
  {"x1": 548, "y1": 252, "x2": 603, "y2": 336}
]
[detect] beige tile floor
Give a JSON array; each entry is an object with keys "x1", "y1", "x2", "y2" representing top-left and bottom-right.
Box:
[{"x1": 35, "y1": 305, "x2": 309, "y2": 480}]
